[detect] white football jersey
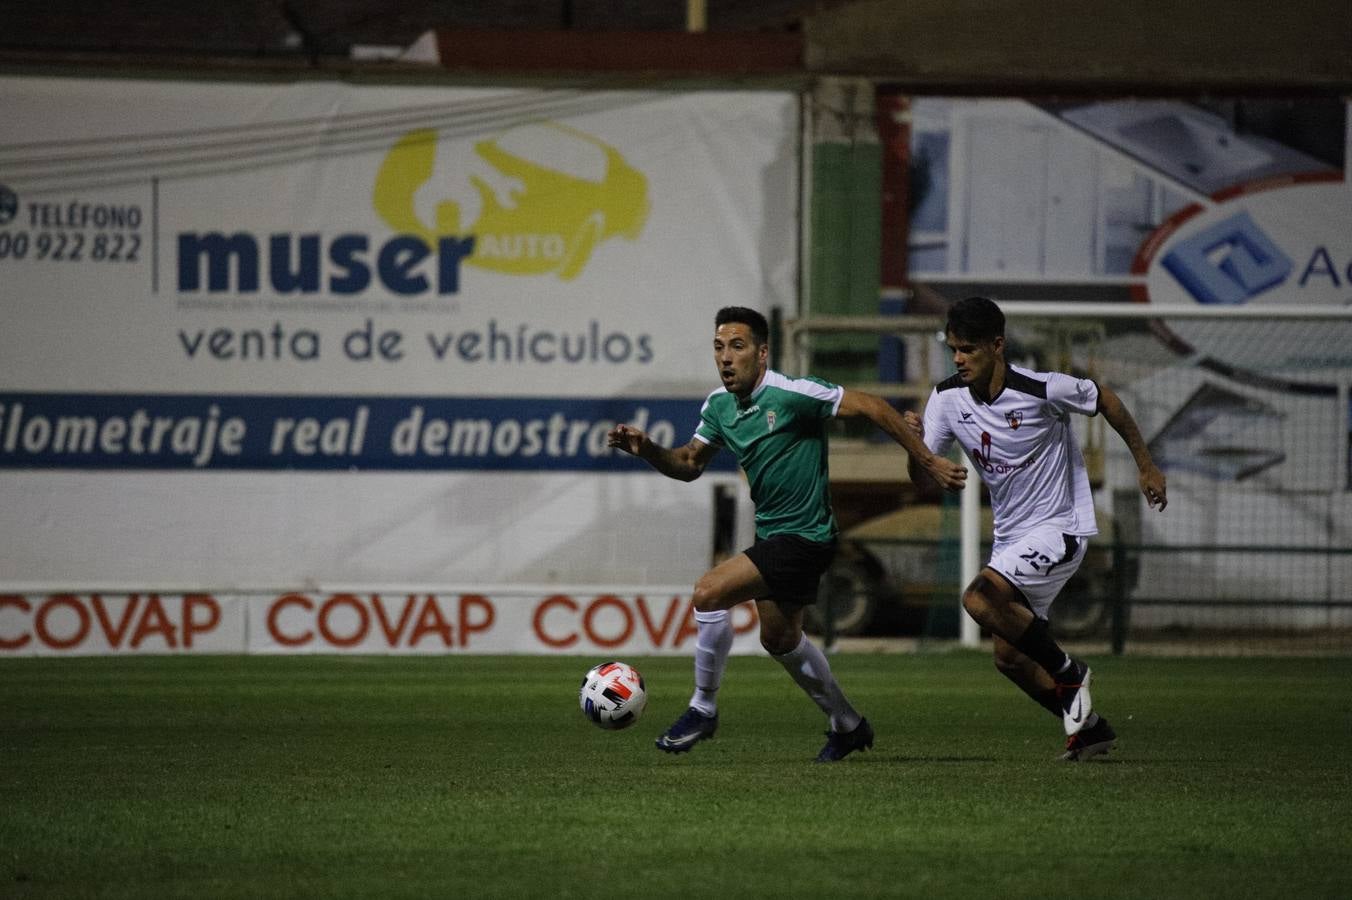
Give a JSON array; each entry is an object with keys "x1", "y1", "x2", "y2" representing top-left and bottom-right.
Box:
[{"x1": 921, "y1": 364, "x2": 1099, "y2": 543}]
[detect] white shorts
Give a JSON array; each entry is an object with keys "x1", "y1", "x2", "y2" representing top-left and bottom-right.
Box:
[{"x1": 987, "y1": 525, "x2": 1090, "y2": 620}]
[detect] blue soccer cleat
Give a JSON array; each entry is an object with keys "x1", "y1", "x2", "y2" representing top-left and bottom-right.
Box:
[
  {"x1": 815, "y1": 717, "x2": 874, "y2": 763},
  {"x1": 655, "y1": 707, "x2": 718, "y2": 754}
]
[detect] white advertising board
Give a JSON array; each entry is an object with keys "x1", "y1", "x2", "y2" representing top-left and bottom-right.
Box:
[
  {"x1": 0, "y1": 589, "x2": 763, "y2": 656},
  {"x1": 0, "y1": 78, "x2": 795, "y2": 600},
  {"x1": 904, "y1": 96, "x2": 1351, "y2": 616}
]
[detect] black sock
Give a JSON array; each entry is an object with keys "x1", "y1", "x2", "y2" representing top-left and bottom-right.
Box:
[{"x1": 1013, "y1": 618, "x2": 1077, "y2": 683}]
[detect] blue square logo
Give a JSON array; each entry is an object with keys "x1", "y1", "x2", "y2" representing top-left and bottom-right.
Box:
[{"x1": 1161, "y1": 211, "x2": 1292, "y2": 304}]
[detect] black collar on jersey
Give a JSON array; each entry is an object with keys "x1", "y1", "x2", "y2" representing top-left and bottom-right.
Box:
[{"x1": 936, "y1": 366, "x2": 1047, "y2": 404}]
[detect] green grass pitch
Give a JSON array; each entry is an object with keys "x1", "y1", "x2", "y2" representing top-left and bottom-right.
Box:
[{"x1": 3, "y1": 652, "x2": 1350, "y2": 898}]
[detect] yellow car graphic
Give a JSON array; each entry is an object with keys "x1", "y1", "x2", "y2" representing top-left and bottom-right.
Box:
[{"x1": 373, "y1": 122, "x2": 649, "y2": 281}]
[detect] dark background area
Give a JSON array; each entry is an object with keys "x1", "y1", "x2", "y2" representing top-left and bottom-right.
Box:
[
  {"x1": 3, "y1": 1, "x2": 1349, "y2": 93},
  {"x1": 0, "y1": 1, "x2": 818, "y2": 57}
]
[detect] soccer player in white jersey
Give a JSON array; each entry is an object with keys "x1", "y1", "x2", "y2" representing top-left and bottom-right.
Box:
[
  {"x1": 906, "y1": 296, "x2": 1167, "y2": 761},
  {"x1": 607, "y1": 306, "x2": 967, "y2": 761}
]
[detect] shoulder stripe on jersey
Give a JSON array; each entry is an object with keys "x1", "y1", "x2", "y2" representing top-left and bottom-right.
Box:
[
  {"x1": 759, "y1": 370, "x2": 840, "y2": 401},
  {"x1": 1004, "y1": 368, "x2": 1048, "y2": 399},
  {"x1": 936, "y1": 373, "x2": 965, "y2": 392},
  {"x1": 759, "y1": 370, "x2": 843, "y2": 414},
  {"x1": 699, "y1": 386, "x2": 729, "y2": 416}
]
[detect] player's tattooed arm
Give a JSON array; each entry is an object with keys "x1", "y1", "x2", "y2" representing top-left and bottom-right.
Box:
[
  {"x1": 839, "y1": 389, "x2": 966, "y2": 492},
  {"x1": 902, "y1": 411, "x2": 940, "y2": 490},
  {"x1": 1098, "y1": 384, "x2": 1168, "y2": 510}
]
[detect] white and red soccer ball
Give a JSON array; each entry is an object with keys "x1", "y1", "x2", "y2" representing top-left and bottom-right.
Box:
[{"x1": 579, "y1": 661, "x2": 647, "y2": 730}]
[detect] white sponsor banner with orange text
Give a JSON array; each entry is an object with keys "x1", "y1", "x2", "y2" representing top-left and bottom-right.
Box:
[{"x1": 0, "y1": 589, "x2": 761, "y2": 656}]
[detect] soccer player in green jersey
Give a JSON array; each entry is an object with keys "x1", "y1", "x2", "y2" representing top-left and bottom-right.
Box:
[{"x1": 607, "y1": 306, "x2": 967, "y2": 761}]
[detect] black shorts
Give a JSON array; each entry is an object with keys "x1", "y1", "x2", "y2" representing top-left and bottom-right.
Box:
[{"x1": 743, "y1": 533, "x2": 838, "y2": 608}]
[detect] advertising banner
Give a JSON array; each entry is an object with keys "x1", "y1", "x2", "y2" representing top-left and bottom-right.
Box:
[
  {"x1": 0, "y1": 78, "x2": 795, "y2": 592},
  {"x1": 902, "y1": 96, "x2": 1351, "y2": 613},
  {"x1": 906, "y1": 97, "x2": 1348, "y2": 303},
  {"x1": 0, "y1": 77, "x2": 799, "y2": 456},
  {"x1": 0, "y1": 590, "x2": 763, "y2": 656}
]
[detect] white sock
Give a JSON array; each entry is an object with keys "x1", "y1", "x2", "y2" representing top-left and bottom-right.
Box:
[
  {"x1": 688, "y1": 608, "x2": 732, "y2": 716},
  {"x1": 772, "y1": 634, "x2": 862, "y2": 733}
]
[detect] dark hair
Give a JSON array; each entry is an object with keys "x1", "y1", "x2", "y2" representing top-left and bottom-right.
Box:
[
  {"x1": 715, "y1": 306, "x2": 769, "y2": 345},
  {"x1": 946, "y1": 296, "x2": 1005, "y2": 343}
]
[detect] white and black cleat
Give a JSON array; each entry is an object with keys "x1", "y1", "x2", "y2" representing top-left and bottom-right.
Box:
[{"x1": 1057, "y1": 662, "x2": 1093, "y2": 736}]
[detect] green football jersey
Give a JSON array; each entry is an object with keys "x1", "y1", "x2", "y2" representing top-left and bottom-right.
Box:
[{"x1": 694, "y1": 369, "x2": 843, "y2": 542}]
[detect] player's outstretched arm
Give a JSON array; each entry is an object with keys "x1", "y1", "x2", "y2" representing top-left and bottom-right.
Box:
[
  {"x1": 901, "y1": 410, "x2": 937, "y2": 489},
  {"x1": 1098, "y1": 384, "x2": 1168, "y2": 511},
  {"x1": 606, "y1": 424, "x2": 716, "y2": 482},
  {"x1": 837, "y1": 389, "x2": 966, "y2": 491}
]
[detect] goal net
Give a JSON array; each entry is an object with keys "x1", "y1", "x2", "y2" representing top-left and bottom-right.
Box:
[
  {"x1": 787, "y1": 303, "x2": 1352, "y2": 655},
  {"x1": 1005, "y1": 304, "x2": 1351, "y2": 653}
]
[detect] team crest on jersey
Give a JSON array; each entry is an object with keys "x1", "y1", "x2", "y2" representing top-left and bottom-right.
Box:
[
  {"x1": 766, "y1": 410, "x2": 777, "y2": 431},
  {"x1": 1006, "y1": 410, "x2": 1024, "y2": 429}
]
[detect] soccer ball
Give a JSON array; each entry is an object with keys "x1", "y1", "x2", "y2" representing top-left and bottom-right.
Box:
[{"x1": 579, "y1": 661, "x2": 647, "y2": 730}]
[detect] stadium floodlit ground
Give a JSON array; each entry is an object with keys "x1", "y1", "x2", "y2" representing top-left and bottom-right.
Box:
[{"x1": 3, "y1": 652, "x2": 1349, "y2": 899}]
